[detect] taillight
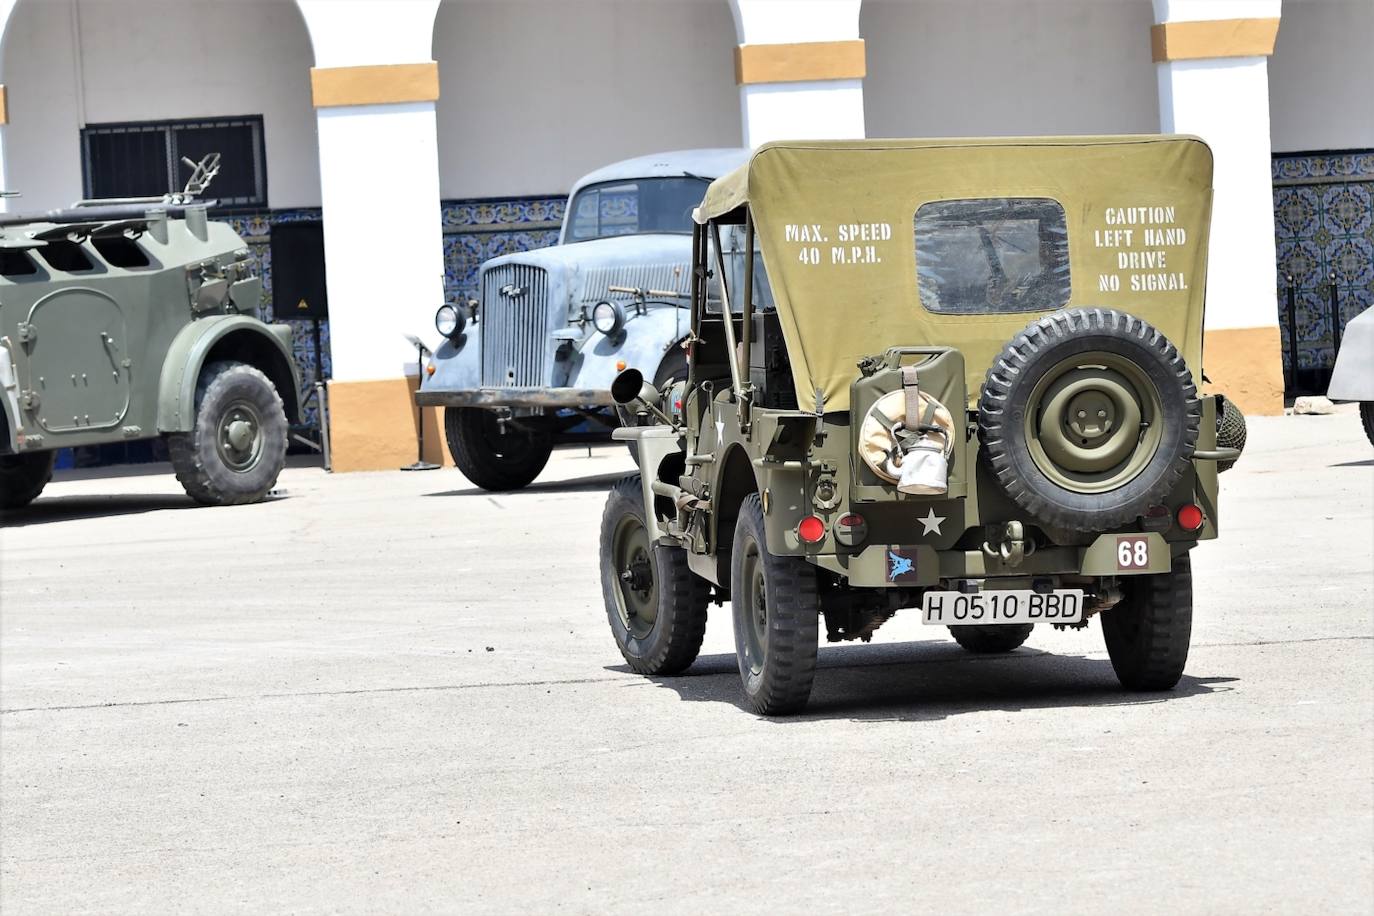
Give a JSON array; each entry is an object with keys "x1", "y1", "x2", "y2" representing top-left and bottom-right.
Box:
[
  {"x1": 834, "y1": 513, "x2": 867, "y2": 547},
  {"x1": 1176, "y1": 504, "x2": 1205, "y2": 532},
  {"x1": 798, "y1": 515, "x2": 826, "y2": 543}
]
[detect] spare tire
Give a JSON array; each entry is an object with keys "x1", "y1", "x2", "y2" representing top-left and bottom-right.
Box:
[{"x1": 979, "y1": 308, "x2": 1200, "y2": 531}]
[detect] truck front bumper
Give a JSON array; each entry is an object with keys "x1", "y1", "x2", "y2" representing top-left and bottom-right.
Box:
[{"x1": 414, "y1": 386, "x2": 615, "y2": 409}]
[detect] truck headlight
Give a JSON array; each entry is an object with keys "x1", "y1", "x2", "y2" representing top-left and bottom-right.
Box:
[
  {"x1": 436, "y1": 304, "x2": 465, "y2": 340},
  {"x1": 592, "y1": 300, "x2": 625, "y2": 336}
]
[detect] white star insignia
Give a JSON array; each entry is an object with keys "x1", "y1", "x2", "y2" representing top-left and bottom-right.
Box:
[
  {"x1": 918, "y1": 507, "x2": 945, "y2": 536},
  {"x1": 714, "y1": 408, "x2": 725, "y2": 445}
]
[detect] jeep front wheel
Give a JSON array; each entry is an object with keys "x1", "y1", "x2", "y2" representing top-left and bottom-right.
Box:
[
  {"x1": 1102, "y1": 554, "x2": 1193, "y2": 690},
  {"x1": 166, "y1": 360, "x2": 288, "y2": 506},
  {"x1": 0, "y1": 451, "x2": 56, "y2": 510},
  {"x1": 731, "y1": 494, "x2": 820, "y2": 715},
  {"x1": 444, "y1": 407, "x2": 552, "y2": 491},
  {"x1": 600, "y1": 475, "x2": 709, "y2": 674}
]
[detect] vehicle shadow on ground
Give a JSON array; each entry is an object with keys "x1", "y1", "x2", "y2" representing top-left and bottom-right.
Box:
[
  {"x1": 425, "y1": 470, "x2": 630, "y2": 498},
  {"x1": 0, "y1": 491, "x2": 293, "y2": 527},
  {"x1": 0, "y1": 493, "x2": 201, "y2": 526},
  {"x1": 1330, "y1": 458, "x2": 1373, "y2": 468},
  {"x1": 613, "y1": 641, "x2": 1238, "y2": 723}
]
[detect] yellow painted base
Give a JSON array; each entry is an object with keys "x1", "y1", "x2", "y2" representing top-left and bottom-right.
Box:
[
  {"x1": 327, "y1": 377, "x2": 448, "y2": 472},
  {"x1": 1203, "y1": 325, "x2": 1285, "y2": 416}
]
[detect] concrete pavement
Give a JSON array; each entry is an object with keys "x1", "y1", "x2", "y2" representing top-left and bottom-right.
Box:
[{"x1": 1, "y1": 413, "x2": 1371, "y2": 914}]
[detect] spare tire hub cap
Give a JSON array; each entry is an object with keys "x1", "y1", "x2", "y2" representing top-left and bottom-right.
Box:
[{"x1": 1025, "y1": 354, "x2": 1163, "y2": 493}]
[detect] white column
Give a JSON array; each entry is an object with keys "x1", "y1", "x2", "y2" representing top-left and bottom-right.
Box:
[
  {"x1": 1152, "y1": 0, "x2": 1284, "y2": 413},
  {"x1": 0, "y1": 0, "x2": 21, "y2": 212},
  {"x1": 295, "y1": 0, "x2": 447, "y2": 469},
  {"x1": 730, "y1": 0, "x2": 865, "y2": 148}
]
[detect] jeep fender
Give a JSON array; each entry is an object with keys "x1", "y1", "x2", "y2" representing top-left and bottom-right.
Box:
[
  {"x1": 568, "y1": 307, "x2": 690, "y2": 391},
  {"x1": 157, "y1": 316, "x2": 301, "y2": 432}
]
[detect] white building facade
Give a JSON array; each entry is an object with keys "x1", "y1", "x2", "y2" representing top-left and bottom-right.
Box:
[{"x1": 0, "y1": 0, "x2": 1368, "y2": 470}]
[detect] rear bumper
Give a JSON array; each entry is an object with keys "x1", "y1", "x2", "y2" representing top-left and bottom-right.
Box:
[{"x1": 414, "y1": 386, "x2": 614, "y2": 409}]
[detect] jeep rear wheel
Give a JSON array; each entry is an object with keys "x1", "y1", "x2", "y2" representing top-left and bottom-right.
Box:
[
  {"x1": 444, "y1": 407, "x2": 552, "y2": 491},
  {"x1": 599, "y1": 475, "x2": 709, "y2": 674},
  {"x1": 1102, "y1": 553, "x2": 1193, "y2": 690},
  {"x1": 949, "y1": 623, "x2": 1034, "y2": 654},
  {"x1": 979, "y1": 308, "x2": 1200, "y2": 531},
  {"x1": 0, "y1": 451, "x2": 55, "y2": 510},
  {"x1": 731, "y1": 494, "x2": 820, "y2": 716},
  {"x1": 166, "y1": 360, "x2": 287, "y2": 506}
]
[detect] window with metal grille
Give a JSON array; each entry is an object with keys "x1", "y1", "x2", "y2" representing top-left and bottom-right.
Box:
[{"x1": 80, "y1": 115, "x2": 267, "y2": 208}]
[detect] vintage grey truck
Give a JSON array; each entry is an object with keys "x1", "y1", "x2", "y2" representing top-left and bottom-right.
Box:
[
  {"x1": 0, "y1": 157, "x2": 300, "y2": 509},
  {"x1": 416, "y1": 148, "x2": 748, "y2": 490},
  {"x1": 601, "y1": 137, "x2": 1245, "y2": 715}
]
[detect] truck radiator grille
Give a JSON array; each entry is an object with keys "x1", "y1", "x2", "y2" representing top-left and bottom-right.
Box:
[{"x1": 480, "y1": 264, "x2": 550, "y2": 387}]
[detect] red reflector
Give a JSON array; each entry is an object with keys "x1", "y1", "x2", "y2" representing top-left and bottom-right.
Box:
[
  {"x1": 798, "y1": 516, "x2": 826, "y2": 543},
  {"x1": 1177, "y1": 504, "x2": 1205, "y2": 531},
  {"x1": 839, "y1": 514, "x2": 864, "y2": 528}
]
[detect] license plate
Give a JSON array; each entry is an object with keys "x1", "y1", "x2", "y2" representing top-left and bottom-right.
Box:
[{"x1": 921, "y1": 589, "x2": 1084, "y2": 626}]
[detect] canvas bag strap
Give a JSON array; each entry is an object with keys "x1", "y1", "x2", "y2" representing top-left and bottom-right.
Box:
[{"x1": 901, "y1": 365, "x2": 921, "y2": 429}]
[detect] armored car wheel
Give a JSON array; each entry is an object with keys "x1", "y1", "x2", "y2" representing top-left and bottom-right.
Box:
[
  {"x1": 166, "y1": 360, "x2": 287, "y2": 506},
  {"x1": 1102, "y1": 553, "x2": 1193, "y2": 691},
  {"x1": 0, "y1": 451, "x2": 56, "y2": 510},
  {"x1": 949, "y1": 623, "x2": 1034, "y2": 654},
  {"x1": 445, "y1": 407, "x2": 552, "y2": 491},
  {"x1": 600, "y1": 475, "x2": 709, "y2": 675},
  {"x1": 731, "y1": 494, "x2": 820, "y2": 716},
  {"x1": 980, "y1": 308, "x2": 1200, "y2": 531}
]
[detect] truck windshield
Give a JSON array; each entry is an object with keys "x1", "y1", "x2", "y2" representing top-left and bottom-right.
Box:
[{"x1": 566, "y1": 177, "x2": 706, "y2": 242}]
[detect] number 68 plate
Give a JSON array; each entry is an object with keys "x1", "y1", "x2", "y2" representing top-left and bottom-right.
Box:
[{"x1": 921, "y1": 589, "x2": 1084, "y2": 626}]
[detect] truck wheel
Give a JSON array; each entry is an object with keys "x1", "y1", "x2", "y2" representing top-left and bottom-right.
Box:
[
  {"x1": 1216, "y1": 397, "x2": 1247, "y2": 472},
  {"x1": 731, "y1": 494, "x2": 820, "y2": 715},
  {"x1": 1102, "y1": 554, "x2": 1192, "y2": 690},
  {"x1": 444, "y1": 407, "x2": 552, "y2": 491},
  {"x1": 600, "y1": 475, "x2": 709, "y2": 674},
  {"x1": 949, "y1": 623, "x2": 1034, "y2": 654},
  {"x1": 1361, "y1": 402, "x2": 1374, "y2": 447},
  {"x1": 0, "y1": 451, "x2": 56, "y2": 509},
  {"x1": 979, "y1": 308, "x2": 1200, "y2": 531},
  {"x1": 166, "y1": 361, "x2": 288, "y2": 506}
]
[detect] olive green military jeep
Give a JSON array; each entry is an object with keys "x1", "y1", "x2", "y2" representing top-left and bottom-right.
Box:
[
  {"x1": 0, "y1": 156, "x2": 300, "y2": 510},
  {"x1": 599, "y1": 137, "x2": 1242, "y2": 715}
]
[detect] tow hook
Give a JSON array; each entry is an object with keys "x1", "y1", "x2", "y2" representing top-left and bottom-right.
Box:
[{"x1": 983, "y1": 520, "x2": 1036, "y2": 567}]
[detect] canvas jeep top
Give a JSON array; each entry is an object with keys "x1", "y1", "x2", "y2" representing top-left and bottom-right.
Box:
[{"x1": 597, "y1": 136, "x2": 1243, "y2": 716}]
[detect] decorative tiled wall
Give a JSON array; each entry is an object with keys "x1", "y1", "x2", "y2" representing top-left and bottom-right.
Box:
[{"x1": 1272, "y1": 150, "x2": 1374, "y2": 379}]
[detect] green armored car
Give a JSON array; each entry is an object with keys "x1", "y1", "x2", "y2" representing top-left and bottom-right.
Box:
[
  {"x1": 600, "y1": 137, "x2": 1243, "y2": 715},
  {"x1": 0, "y1": 157, "x2": 300, "y2": 509}
]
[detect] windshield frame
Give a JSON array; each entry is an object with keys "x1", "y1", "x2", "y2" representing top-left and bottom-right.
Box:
[{"x1": 561, "y1": 176, "x2": 709, "y2": 244}]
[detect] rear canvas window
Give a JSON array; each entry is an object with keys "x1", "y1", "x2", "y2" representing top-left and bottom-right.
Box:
[{"x1": 914, "y1": 198, "x2": 1070, "y2": 314}]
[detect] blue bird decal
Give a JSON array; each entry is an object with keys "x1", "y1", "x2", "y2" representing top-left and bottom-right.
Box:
[{"x1": 888, "y1": 550, "x2": 913, "y2": 580}]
